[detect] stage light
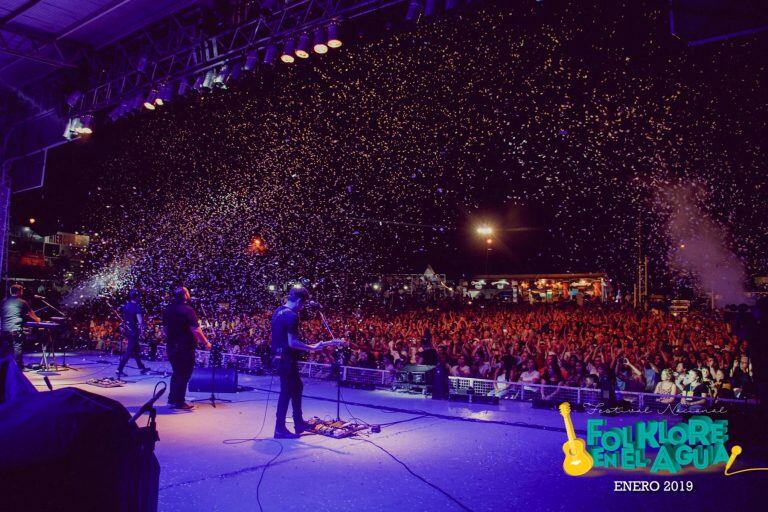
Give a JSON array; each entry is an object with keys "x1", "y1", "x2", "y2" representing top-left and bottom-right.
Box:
[
  {"x1": 178, "y1": 79, "x2": 191, "y2": 96},
  {"x1": 157, "y1": 82, "x2": 174, "y2": 104},
  {"x1": 29, "y1": 218, "x2": 36, "y2": 224},
  {"x1": 280, "y1": 41, "x2": 295, "y2": 63},
  {"x1": 213, "y1": 65, "x2": 229, "y2": 88},
  {"x1": 76, "y1": 114, "x2": 94, "y2": 135},
  {"x1": 143, "y1": 90, "x2": 157, "y2": 110},
  {"x1": 476, "y1": 226, "x2": 493, "y2": 235},
  {"x1": 244, "y1": 49, "x2": 259, "y2": 71},
  {"x1": 486, "y1": 238, "x2": 493, "y2": 245},
  {"x1": 201, "y1": 69, "x2": 215, "y2": 90},
  {"x1": 295, "y1": 34, "x2": 310, "y2": 58},
  {"x1": 424, "y1": 0, "x2": 437, "y2": 17},
  {"x1": 405, "y1": 0, "x2": 422, "y2": 22},
  {"x1": 192, "y1": 75, "x2": 205, "y2": 91},
  {"x1": 327, "y1": 23, "x2": 342, "y2": 48},
  {"x1": 313, "y1": 28, "x2": 328, "y2": 54},
  {"x1": 268, "y1": 284, "x2": 276, "y2": 291},
  {"x1": 372, "y1": 283, "x2": 381, "y2": 291},
  {"x1": 66, "y1": 91, "x2": 82, "y2": 107},
  {"x1": 263, "y1": 44, "x2": 278, "y2": 66}
]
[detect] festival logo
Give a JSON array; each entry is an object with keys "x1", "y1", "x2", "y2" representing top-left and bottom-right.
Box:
[{"x1": 557, "y1": 402, "x2": 765, "y2": 477}]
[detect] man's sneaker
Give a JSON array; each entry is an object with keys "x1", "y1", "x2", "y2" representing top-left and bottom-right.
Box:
[
  {"x1": 140, "y1": 368, "x2": 151, "y2": 375},
  {"x1": 115, "y1": 369, "x2": 126, "y2": 379},
  {"x1": 169, "y1": 402, "x2": 195, "y2": 410},
  {"x1": 274, "y1": 428, "x2": 300, "y2": 439}
]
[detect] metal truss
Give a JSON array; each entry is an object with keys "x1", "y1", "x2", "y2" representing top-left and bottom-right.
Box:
[{"x1": 74, "y1": 0, "x2": 410, "y2": 115}]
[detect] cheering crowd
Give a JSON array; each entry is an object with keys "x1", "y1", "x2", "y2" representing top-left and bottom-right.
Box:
[{"x1": 82, "y1": 298, "x2": 757, "y2": 400}]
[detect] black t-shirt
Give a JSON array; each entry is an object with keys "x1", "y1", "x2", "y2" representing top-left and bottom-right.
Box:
[
  {"x1": 162, "y1": 302, "x2": 199, "y2": 355},
  {"x1": 271, "y1": 305, "x2": 300, "y2": 363},
  {"x1": 122, "y1": 301, "x2": 143, "y2": 337},
  {"x1": 1, "y1": 297, "x2": 32, "y2": 333},
  {"x1": 685, "y1": 382, "x2": 709, "y2": 398}
]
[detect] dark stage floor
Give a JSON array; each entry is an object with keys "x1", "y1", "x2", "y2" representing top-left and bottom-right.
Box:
[{"x1": 21, "y1": 352, "x2": 768, "y2": 512}]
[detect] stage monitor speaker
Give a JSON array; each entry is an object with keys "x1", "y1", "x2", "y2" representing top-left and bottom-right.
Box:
[
  {"x1": 188, "y1": 367, "x2": 238, "y2": 393},
  {"x1": 396, "y1": 364, "x2": 437, "y2": 385}
]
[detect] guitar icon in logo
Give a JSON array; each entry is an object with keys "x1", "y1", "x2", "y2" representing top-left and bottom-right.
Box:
[{"x1": 559, "y1": 402, "x2": 594, "y2": 476}]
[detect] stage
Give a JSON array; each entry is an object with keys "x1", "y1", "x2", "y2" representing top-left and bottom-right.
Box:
[{"x1": 22, "y1": 352, "x2": 768, "y2": 512}]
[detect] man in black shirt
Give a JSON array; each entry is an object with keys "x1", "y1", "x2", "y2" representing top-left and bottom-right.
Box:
[
  {"x1": 417, "y1": 328, "x2": 438, "y2": 366},
  {"x1": 0, "y1": 284, "x2": 40, "y2": 369},
  {"x1": 116, "y1": 289, "x2": 150, "y2": 378},
  {"x1": 271, "y1": 286, "x2": 340, "y2": 438},
  {"x1": 162, "y1": 287, "x2": 211, "y2": 410}
]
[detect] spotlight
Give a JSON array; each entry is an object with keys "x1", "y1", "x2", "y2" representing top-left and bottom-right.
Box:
[
  {"x1": 268, "y1": 284, "x2": 276, "y2": 291},
  {"x1": 178, "y1": 79, "x2": 191, "y2": 96},
  {"x1": 192, "y1": 74, "x2": 205, "y2": 91},
  {"x1": 327, "y1": 23, "x2": 342, "y2": 48},
  {"x1": 424, "y1": 0, "x2": 437, "y2": 17},
  {"x1": 313, "y1": 28, "x2": 328, "y2": 54},
  {"x1": 76, "y1": 114, "x2": 94, "y2": 135},
  {"x1": 244, "y1": 49, "x2": 259, "y2": 70},
  {"x1": 213, "y1": 65, "x2": 230, "y2": 88},
  {"x1": 66, "y1": 91, "x2": 82, "y2": 107},
  {"x1": 372, "y1": 283, "x2": 381, "y2": 291},
  {"x1": 280, "y1": 41, "x2": 295, "y2": 63},
  {"x1": 143, "y1": 90, "x2": 157, "y2": 110},
  {"x1": 263, "y1": 44, "x2": 278, "y2": 66},
  {"x1": 201, "y1": 69, "x2": 216, "y2": 90},
  {"x1": 29, "y1": 218, "x2": 36, "y2": 224},
  {"x1": 295, "y1": 34, "x2": 310, "y2": 58},
  {"x1": 157, "y1": 82, "x2": 174, "y2": 104},
  {"x1": 405, "y1": 0, "x2": 422, "y2": 22}
]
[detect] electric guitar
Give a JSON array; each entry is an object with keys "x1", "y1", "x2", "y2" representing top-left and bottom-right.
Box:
[{"x1": 559, "y1": 402, "x2": 594, "y2": 476}]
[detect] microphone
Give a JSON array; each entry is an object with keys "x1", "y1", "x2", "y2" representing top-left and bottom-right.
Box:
[
  {"x1": 725, "y1": 445, "x2": 742, "y2": 474},
  {"x1": 308, "y1": 300, "x2": 323, "y2": 310},
  {"x1": 130, "y1": 382, "x2": 167, "y2": 424},
  {"x1": 34, "y1": 294, "x2": 47, "y2": 300}
]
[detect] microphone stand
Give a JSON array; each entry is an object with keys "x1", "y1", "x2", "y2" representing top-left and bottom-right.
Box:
[
  {"x1": 191, "y1": 302, "x2": 231, "y2": 408},
  {"x1": 318, "y1": 309, "x2": 344, "y2": 422},
  {"x1": 33, "y1": 296, "x2": 75, "y2": 372}
]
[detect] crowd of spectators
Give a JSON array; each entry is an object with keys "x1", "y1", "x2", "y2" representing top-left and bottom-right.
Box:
[{"x1": 82, "y1": 299, "x2": 757, "y2": 400}]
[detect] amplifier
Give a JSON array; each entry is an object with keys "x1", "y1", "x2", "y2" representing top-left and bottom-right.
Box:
[
  {"x1": 395, "y1": 364, "x2": 437, "y2": 385},
  {"x1": 188, "y1": 367, "x2": 238, "y2": 393}
]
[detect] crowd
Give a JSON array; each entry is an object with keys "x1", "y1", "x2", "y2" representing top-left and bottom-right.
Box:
[{"x1": 83, "y1": 300, "x2": 757, "y2": 400}]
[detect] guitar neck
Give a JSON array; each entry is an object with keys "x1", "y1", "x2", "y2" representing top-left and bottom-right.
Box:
[{"x1": 561, "y1": 411, "x2": 577, "y2": 442}]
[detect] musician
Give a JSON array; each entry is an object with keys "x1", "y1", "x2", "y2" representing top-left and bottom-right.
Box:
[
  {"x1": 0, "y1": 284, "x2": 40, "y2": 369},
  {"x1": 116, "y1": 289, "x2": 150, "y2": 378},
  {"x1": 271, "y1": 286, "x2": 339, "y2": 438},
  {"x1": 162, "y1": 286, "x2": 211, "y2": 410}
]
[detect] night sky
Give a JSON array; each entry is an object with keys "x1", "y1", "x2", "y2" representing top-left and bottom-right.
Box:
[{"x1": 11, "y1": 1, "x2": 768, "y2": 307}]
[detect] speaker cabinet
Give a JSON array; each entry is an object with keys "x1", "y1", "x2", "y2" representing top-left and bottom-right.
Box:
[{"x1": 188, "y1": 367, "x2": 238, "y2": 393}]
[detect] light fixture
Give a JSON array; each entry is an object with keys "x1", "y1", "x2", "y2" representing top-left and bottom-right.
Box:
[
  {"x1": 157, "y1": 82, "x2": 174, "y2": 104},
  {"x1": 327, "y1": 23, "x2": 342, "y2": 48},
  {"x1": 201, "y1": 69, "x2": 216, "y2": 90},
  {"x1": 178, "y1": 79, "x2": 191, "y2": 96},
  {"x1": 424, "y1": 0, "x2": 437, "y2": 17},
  {"x1": 76, "y1": 114, "x2": 94, "y2": 135},
  {"x1": 244, "y1": 49, "x2": 259, "y2": 70},
  {"x1": 280, "y1": 41, "x2": 295, "y2": 63},
  {"x1": 405, "y1": 0, "x2": 422, "y2": 22},
  {"x1": 213, "y1": 65, "x2": 229, "y2": 88},
  {"x1": 143, "y1": 90, "x2": 157, "y2": 110},
  {"x1": 295, "y1": 34, "x2": 310, "y2": 58},
  {"x1": 263, "y1": 44, "x2": 278, "y2": 65},
  {"x1": 66, "y1": 91, "x2": 82, "y2": 107},
  {"x1": 476, "y1": 226, "x2": 493, "y2": 235},
  {"x1": 192, "y1": 75, "x2": 205, "y2": 91},
  {"x1": 313, "y1": 28, "x2": 328, "y2": 54}
]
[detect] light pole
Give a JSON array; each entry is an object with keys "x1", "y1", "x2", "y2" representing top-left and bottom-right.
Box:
[{"x1": 476, "y1": 226, "x2": 494, "y2": 275}]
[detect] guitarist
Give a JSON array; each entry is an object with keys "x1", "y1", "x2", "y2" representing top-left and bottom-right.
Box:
[{"x1": 270, "y1": 286, "x2": 342, "y2": 439}]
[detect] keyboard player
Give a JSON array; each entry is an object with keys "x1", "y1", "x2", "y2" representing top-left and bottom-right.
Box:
[{"x1": 1, "y1": 284, "x2": 41, "y2": 369}]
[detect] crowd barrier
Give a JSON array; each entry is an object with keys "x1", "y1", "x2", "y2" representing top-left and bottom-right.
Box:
[{"x1": 139, "y1": 343, "x2": 758, "y2": 412}]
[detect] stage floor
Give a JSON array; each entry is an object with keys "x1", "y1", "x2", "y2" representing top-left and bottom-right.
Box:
[{"x1": 23, "y1": 352, "x2": 768, "y2": 512}]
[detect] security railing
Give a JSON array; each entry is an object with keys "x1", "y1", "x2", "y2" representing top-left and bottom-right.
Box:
[{"x1": 139, "y1": 343, "x2": 757, "y2": 411}]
